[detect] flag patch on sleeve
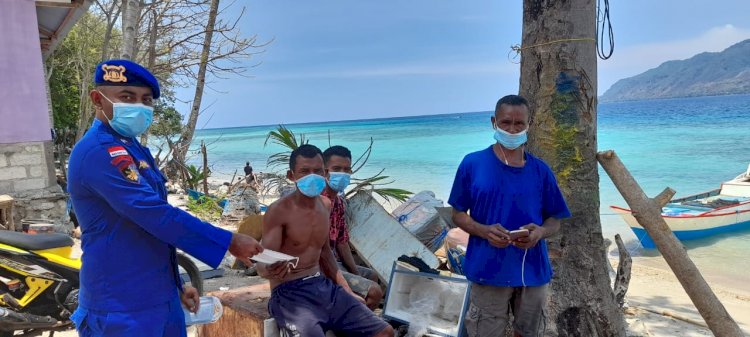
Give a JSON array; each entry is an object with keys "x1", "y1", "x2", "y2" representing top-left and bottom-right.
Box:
[{"x1": 108, "y1": 146, "x2": 129, "y2": 158}]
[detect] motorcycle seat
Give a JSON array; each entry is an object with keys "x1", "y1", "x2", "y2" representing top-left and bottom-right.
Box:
[{"x1": 0, "y1": 231, "x2": 74, "y2": 251}]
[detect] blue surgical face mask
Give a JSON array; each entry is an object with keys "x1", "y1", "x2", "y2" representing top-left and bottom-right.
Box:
[
  {"x1": 99, "y1": 92, "x2": 154, "y2": 138},
  {"x1": 493, "y1": 127, "x2": 528, "y2": 150},
  {"x1": 327, "y1": 172, "x2": 351, "y2": 192},
  {"x1": 295, "y1": 174, "x2": 327, "y2": 197}
]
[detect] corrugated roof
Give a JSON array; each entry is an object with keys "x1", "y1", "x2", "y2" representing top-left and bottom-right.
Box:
[{"x1": 35, "y1": 0, "x2": 91, "y2": 59}]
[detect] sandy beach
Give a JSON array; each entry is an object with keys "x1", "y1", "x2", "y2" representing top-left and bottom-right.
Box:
[{"x1": 618, "y1": 255, "x2": 750, "y2": 336}]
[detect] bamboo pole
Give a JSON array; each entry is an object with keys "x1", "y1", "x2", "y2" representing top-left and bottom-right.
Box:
[{"x1": 597, "y1": 150, "x2": 743, "y2": 336}]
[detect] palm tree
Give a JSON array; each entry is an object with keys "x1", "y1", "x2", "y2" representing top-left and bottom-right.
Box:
[{"x1": 264, "y1": 125, "x2": 412, "y2": 202}]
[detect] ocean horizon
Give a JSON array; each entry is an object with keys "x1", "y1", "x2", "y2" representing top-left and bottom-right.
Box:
[{"x1": 187, "y1": 94, "x2": 750, "y2": 282}]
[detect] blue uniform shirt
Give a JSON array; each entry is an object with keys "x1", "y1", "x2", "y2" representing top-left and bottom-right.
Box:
[
  {"x1": 448, "y1": 146, "x2": 571, "y2": 287},
  {"x1": 68, "y1": 119, "x2": 233, "y2": 311}
]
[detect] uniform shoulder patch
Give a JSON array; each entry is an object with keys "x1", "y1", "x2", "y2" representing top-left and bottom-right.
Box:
[
  {"x1": 121, "y1": 164, "x2": 140, "y2": 183},
  {"x1": 108, "y1": 146, "x2": 129, "y2": 158},
  {"x1": 108, "y1": 148, "x2": 140, "y2": 183}
]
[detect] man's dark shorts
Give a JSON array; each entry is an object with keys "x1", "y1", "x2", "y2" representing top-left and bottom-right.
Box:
[{"x1": 268, "y1": 273, "x2": 389, "y2": 337}]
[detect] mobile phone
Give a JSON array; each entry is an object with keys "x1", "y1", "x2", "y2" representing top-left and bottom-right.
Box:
[{"x1": 509, "y1": 229, "x2": 530, "y2": 240}]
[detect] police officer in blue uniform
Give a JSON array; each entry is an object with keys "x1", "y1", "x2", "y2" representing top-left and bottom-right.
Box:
[{"x1": 67, "y1": 59, "x2": 263, "y2": 337}]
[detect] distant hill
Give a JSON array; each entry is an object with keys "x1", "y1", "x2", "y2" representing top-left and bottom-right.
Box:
[{"x1": 600, "y1": 39, "x2": 750, "y2": 102}]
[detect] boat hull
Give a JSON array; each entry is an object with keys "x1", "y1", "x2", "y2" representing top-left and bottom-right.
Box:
[{"x1": 612, "y1": 205, "x2": 750, "y2": 249}]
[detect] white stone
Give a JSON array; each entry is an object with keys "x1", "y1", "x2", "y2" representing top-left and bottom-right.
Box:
[
  {"x1": 13, "y1": 178, "x2": 48, "y2": 191},
  {"x1": 29, "y1": 166, "x2": 44, "y2": 177},
  {"x1": 0, "y1": 181, "x2": 13, "y2": 193},
  {"x1": 9, "y1": 153, "x2": 43, "y2": 166},
  {"x1": 24, "y1": 145, "x2": 43, "y2": 153},
  {"x1": 0, "y1": 156, "x2": 6, "y2": 168},
  {"x1": 0, "y1": 166, "x2": 28, "y2": 180}
]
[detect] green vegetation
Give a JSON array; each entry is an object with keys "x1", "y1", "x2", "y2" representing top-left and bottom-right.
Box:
[{"x1": 186, "y1": 195, "x2": 223, "y2": 221}]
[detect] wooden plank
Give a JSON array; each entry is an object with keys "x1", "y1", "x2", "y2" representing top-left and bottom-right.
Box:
[
  {"x1": 346, "y1": 191, "x2": 439, "y2": 284},
  {"x1": 197, "y1": 282, "x2": 271, "y2": 337}
]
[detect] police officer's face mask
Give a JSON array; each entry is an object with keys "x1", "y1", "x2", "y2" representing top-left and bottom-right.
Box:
[{"x1": 98, "y1": 91, "x2": 154, "y2": 138}]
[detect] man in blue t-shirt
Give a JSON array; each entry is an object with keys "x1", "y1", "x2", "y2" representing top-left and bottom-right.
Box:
[{"x1": 448, "y1": 94, "x2": 571, "y2": 337}]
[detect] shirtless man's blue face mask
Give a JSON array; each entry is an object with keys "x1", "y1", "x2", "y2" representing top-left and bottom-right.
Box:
[{"x1": 288, "y1": 155, "x2": 327, "y2": 197}]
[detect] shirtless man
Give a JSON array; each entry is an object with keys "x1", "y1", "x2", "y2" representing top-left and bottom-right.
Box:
[{"x1": 257, "y1": 144, "x2": 394, "y2": 337}]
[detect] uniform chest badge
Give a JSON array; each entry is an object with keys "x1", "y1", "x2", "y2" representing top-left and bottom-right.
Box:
[
  {"x1": 138, "y1": 160, "x2": 150, "y2": 170},
  {"x1": 101, "y1": 64, "x2": 128, "y2": 83}
]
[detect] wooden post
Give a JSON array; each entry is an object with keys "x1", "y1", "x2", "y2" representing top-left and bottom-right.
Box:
[
  {"x1": 597, "y1": 150, "x2": 743, "y2": 336},
  {"x1": 612, "y1": 234, "x2": 631, "y2": 307},
  {"x1": 201, "y1": 141, "x2": 209, "y2": 195}
]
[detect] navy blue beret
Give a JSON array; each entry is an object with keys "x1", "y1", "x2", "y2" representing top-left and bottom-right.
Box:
[{"x1": 94, "y1": 59, "x2": 161, "y2": 99}]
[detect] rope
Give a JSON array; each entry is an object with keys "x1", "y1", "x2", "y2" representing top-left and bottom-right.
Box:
[
  {"x1": 508, "y1": 38, "x2": 596, "y2": 63},
  {"x1": 508, "y1": 0, "x2": 615, "y2": 61},
  {"x1": 597, "y1": 0, "x2": 615, "y2": 59}
]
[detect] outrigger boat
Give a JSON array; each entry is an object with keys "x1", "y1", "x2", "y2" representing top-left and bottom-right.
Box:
[{"x1": 611, "y1": 164, "x2": 750, "y2": 249}]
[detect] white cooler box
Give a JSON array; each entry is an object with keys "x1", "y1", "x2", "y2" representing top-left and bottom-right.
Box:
[{"x1": 383, "y1": 262, "x2": 471, "y2": 337}]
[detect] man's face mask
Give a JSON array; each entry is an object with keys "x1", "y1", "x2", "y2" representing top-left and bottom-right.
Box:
[
  {"x1": 98, "y1": 91, "x2": 154, "y2": 138},
  {"x1": 327, "y1": 172, "x2": 351, "y2": 193},
  {"x1": 295, "y1": 173, "x2": 327, "y2": 197},
  {"x1": 493, "y1": 125, "x2": 528, "y2": 150}
]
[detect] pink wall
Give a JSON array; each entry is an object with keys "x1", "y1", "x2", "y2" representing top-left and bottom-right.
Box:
[{"x1": 0, "y1": 0, "x2": 53, "y2": 144}]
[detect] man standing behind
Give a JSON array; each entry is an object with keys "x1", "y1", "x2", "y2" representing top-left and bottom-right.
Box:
[
  {"x1": 67, "y1": 59, "x2": 263, "y2": 337},
  {"x1": 257, "y1": 144, "x2": 393, "y2": 337},
  {"x1": 449, "y1": 95, "x2": 571, "y2": 337},
  {"x1": 322, "y1": 145, "x2": 384, "y2": 310}
]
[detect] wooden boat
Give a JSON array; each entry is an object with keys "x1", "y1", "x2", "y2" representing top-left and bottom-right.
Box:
[{"x1": 611, "y1": 165, "x2": 750, "y2": 248}]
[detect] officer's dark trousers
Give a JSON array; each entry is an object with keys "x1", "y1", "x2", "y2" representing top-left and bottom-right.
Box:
[{"x1": 71, "y1": 296, "x2": 187, "y2": 337}]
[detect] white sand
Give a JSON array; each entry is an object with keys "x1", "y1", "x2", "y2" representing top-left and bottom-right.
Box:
[{"x1": 619, "y1": 256, "x2": 750, "y2": 336}]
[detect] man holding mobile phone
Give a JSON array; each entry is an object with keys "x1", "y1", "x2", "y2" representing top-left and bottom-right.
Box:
[{"x1": 448, "y1": 95, "x2": 571, "y2": 337}]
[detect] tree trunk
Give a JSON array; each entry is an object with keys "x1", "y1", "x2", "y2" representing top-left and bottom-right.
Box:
[
  {"x1": 519, "y1": 1, "x2": 626, "y2": 336},
  {"x1": 139, "y1": 7, "x2": 160, "y2": 146},
  {"x1": 120, "y1": 0, "x2": 140, "y2": 60},
  {"x1": 75, "y1": 72, "x2": 93, "y2": 142},
  {"x1": 101, "y1": 0, "x2": 121, "y2": 61},
  {"x1": 201, "y1": 141, "x2": 209, "y2": 195},
  {"x1": 174, "y1": 0, "x2": 220, "y2": 166}
]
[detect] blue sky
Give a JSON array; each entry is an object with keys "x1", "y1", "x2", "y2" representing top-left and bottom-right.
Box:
[{"x1": 174, "y1": 0, "x2": 750, "y2": 129}]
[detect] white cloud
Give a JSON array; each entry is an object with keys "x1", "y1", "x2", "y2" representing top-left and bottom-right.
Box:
[{"x1": 599, "y1": 24, "x2": 750, "y2": 94}]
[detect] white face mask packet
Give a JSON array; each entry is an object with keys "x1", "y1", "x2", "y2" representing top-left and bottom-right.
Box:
[{"x1": 250, "y1": 249, "x2": 300, "y2": 269}]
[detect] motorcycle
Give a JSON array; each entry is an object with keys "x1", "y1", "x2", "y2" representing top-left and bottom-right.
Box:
[{"x1": 0, "y1": 230, "x2": 203, "y2": 337}]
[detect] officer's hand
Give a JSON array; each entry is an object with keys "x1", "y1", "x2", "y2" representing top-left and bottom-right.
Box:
[
  {"x1": 513, "y1": 223, "x2": 546, "y2": 249},
  {"x1": 483, "y1": 224, "x2": 511, "y2": 248},
  {"x1": 180, "y1": 286, "x2": 200, "y2": 313},
  {"x1": 229, "y1": 233, "x2": 264, "y2": 267}
]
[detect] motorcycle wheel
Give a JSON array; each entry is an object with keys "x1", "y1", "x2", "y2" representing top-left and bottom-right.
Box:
[{"x1": 177, "y1": 252, "x2": 204, "y2": 296}]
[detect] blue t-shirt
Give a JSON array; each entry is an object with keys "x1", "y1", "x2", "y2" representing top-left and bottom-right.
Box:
[{"x1": 448, "y1": 146, "x2": 571, "y2": 287}]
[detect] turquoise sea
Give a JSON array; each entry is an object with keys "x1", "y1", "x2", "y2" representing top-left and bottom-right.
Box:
[{"x1": 190, "y1": 94, "x2": 750, "y2": 282}]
